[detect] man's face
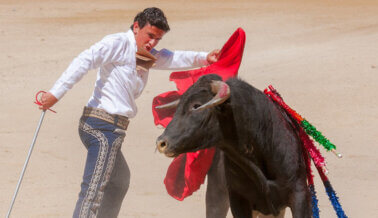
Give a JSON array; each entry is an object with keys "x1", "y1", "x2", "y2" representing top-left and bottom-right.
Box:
[{"x1": 133, "y1": 21, "x2": 166, "y2": 52}]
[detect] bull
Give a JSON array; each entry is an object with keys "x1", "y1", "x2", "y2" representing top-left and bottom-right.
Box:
[{"x1": 156, "y1": 74, "x2": 312, "y2": 218}]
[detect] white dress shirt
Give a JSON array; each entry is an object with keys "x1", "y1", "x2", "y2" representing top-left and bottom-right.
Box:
[{"x1": 49, "y1": 29, "x2": 208, "y2": 118}]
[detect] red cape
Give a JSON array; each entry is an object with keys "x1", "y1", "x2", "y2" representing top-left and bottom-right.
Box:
[{"x1": 152, "y1": 28, "x2": 246, "y2": 200}]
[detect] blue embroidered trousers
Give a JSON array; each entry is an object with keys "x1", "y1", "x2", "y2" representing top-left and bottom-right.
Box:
[{"x1": 73, "y1": 116, "x2": 130, "y2": 218}]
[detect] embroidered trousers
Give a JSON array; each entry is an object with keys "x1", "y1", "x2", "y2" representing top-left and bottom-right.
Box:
[{"x1": 73, "y1": 116, "x2": 130, "y2": 218}]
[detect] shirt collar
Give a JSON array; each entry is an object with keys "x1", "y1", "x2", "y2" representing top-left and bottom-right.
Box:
[{"x1": 126, "y1": 29, "x2": 136, "y2": 49}]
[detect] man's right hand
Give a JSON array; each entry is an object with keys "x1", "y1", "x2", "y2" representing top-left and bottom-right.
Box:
[{"x1": 39, "y1": 92, "x2": 58, "y2": 111}]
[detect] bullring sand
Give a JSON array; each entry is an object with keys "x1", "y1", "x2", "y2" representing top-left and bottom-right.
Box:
[{"x1": 1, "y1": 0, "x2": 377, "y2": 217}]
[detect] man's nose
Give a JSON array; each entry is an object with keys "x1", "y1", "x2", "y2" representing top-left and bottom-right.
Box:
[{"x1": 149, "y1": 39, "x2": 158, "y2": 47}]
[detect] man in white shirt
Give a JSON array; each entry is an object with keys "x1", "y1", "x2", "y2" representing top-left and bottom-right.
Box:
[{"x1": 39, "y1": 7, "x2": 219, "y2": 218}]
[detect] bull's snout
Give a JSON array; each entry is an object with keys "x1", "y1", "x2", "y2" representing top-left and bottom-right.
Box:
[
  {"x1": 156, "y1": 136, "x2": 168, "y2": 153},
  {"x1": 156, "y1": 136, "x2": 177, "y2": 157}
]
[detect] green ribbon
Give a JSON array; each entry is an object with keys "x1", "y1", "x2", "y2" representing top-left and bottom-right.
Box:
[{"x1": 301, "y1": 119, "x2": 336, "y2": 151}]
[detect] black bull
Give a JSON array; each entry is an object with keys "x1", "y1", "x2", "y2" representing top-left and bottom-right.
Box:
[{"x1": 156, "y1": 74, "x2": 312, "y2": 218}]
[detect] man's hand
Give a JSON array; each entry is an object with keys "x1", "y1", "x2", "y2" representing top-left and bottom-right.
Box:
[
  {"x1": 207, "y1": 49, "x2": 221, "y2": 65},
  {"x1": 39, "y1": 92, "x2": 58, "y2": 111}
]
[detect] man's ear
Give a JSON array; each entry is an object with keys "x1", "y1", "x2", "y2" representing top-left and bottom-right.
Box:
[{"x1": 133, "y1": 21, "x2": 140, "y2": 34}]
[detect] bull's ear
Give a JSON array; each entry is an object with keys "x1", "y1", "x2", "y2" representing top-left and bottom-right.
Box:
[
  {"x1": 193, "y1": 80, "x2": 230, "y2": 111},
  {"x1": 155, "y1": 99, "x2": 180, "y2": 110}
]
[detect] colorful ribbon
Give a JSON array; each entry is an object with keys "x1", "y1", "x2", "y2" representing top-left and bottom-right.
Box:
[
  {"x1": 265, "y1": 85, "x2": 347, "y2": 218},
  {"x1": 264, "y1": 86, "x2": 340, "y2": 156}
]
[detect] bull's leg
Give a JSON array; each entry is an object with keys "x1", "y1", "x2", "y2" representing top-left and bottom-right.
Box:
[
  {"x1": 219, "y1": 144, "x2": 269, "y2": 194},
  {"x1": 253, "y1": 208, "x2": 286, "y2": 218},
  {"x1": 289, "y1": 180, "x2": 312, "y2": 218},
  {"x1": 229, "y1": 190, "x2": 252, "y2": 218},
  {"x1": 206, "y1": 149, "x2": 229, "y2": 218},
  {"x1": 220, "y1": 144, "x2": 280, "y2": 215}
]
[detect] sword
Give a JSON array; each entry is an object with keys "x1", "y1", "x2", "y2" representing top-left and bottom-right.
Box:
[{"x1": 6, "y1": 91, "x2": 55, "y2": 218}]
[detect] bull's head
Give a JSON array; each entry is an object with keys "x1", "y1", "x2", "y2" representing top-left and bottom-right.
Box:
[{"x1": 156, "y1": 74, "x2": 230, "y2": 157}]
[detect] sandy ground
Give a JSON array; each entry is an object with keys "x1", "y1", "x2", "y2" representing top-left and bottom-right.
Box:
[{"x1": 1, "y1": 0, "x2": 377, "y2": 217}]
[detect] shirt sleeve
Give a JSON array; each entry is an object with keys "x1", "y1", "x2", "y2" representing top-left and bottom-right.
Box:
[
  {"x1": 49, "y1": 35, "x2": 126, "y2": 100},
  {"x1": 151, "y1": 49, "x2": 209, "y2": 70}
]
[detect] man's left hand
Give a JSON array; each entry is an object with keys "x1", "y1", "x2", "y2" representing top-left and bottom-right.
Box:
[{"x1": 207, "y1": 49, "x2": 221, "y2": 65}]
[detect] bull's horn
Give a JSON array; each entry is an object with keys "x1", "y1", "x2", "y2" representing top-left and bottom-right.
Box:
[
  {"x1": 155, "y1": 99, "x2": 180, "y2": 109},
  {"x1": 194, "y1": 80, "x2": 230, "y2": 111}
]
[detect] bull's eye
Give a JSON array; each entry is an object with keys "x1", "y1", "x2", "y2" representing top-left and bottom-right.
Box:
[{"x1": 192, "y1": 103, "x2": 202, "y2": 110}]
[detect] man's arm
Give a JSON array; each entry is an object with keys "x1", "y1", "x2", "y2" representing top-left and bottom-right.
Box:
[
  {"x1": 152, "y1": 49, "x2": 220, "y2": 70},
  {"x1": 40, "y1": 35, "x2": 127, "y2": 110}
]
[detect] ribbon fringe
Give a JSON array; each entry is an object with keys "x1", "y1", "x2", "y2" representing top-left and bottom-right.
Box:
[{"x1": 265, "y1": 85, "x2": 347, "y2": 218}]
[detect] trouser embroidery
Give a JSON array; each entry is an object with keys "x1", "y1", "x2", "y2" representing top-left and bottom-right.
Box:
[
  {"x1": 77, "y1": 120, "x2": 125, "y2": 218},
  {"x1": 91, "y1": 133, "x2": 123, "y2": 214}
]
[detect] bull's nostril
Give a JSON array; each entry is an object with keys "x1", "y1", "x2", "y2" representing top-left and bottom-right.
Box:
[
  {"x1": 156, "y1": 139, "x2": 168, "y2": 153},
  {"x1": 160, "y1": 141, "x2": 166, "y2": 148}
]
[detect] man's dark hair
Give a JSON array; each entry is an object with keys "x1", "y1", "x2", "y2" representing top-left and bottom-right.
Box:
[{"x1": 131, "y1": 7, "x2": 170, "y2": 32}]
